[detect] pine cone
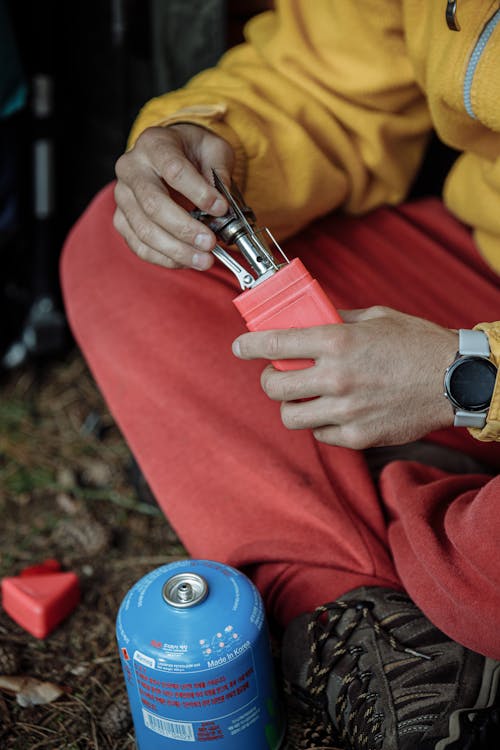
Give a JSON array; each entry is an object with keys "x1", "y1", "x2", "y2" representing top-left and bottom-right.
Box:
[
  {"x1": 99, "y1": 693, "x2": 132, "y2": 738},
  {"x1": 0, "y1": 643, "x2": 21, "y2": 675},
  {"x1": 285, "y1": 708, "x2": 343, "y2": 749},
  {"x1": 53, "y1": 514, "x2": 111, "y2": 557}
]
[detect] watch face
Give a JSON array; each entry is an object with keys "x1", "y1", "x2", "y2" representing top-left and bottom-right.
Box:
[{"x1": 447, "y1": 357, "x2": 497, "y2": 411}]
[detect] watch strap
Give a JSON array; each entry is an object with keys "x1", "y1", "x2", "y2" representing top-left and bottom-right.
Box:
[
  {"x1": 450, "y1": 330, "x2": 492, "y2": 428},
  {"x1": 459, "y1": 329, "x2": 490, "y2": 357},
  {"x1": 454, "y1": 410, "x2": 487, "y2": 428}
]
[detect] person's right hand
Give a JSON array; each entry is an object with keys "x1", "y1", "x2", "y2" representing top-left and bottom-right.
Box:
[{"x1": 113, "y1": 123, "x2": 235, "y2": 270}]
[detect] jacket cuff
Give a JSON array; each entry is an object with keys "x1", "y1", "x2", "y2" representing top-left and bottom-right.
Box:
[{"x1": 468, "y1": 321, "x2": 500, "y2": 441}]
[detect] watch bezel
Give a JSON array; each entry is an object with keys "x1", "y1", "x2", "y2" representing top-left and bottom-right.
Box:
[{"x1": 444, "y1": 355, "x2": 497, "y2": 413}]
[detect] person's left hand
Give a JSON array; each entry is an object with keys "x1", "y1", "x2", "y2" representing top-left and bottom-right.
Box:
[{"x1": 232, "y1": 306, "x2": 458, "y2": 449}]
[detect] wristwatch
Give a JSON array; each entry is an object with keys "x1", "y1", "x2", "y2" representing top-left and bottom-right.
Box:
[{"x1": 444, "y1": 329, "x2": 497, "y2": 428}]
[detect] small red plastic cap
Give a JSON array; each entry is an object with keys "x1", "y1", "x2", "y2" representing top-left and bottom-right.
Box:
[
  {"x1": 1, "y1": 572, "x2": 80, "y2": 638},
  {"x1": 19, "y1": 559, "x2": 62, "y2": 577}
]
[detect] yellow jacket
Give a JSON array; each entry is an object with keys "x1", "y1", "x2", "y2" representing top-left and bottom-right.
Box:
[{"x1": 129, "y1": 0, "x2": 500, "y2": 439}]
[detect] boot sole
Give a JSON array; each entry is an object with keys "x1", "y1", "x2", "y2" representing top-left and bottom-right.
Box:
[{"x1": 435, "y1": 658, "x2": 500, "y2": 749}]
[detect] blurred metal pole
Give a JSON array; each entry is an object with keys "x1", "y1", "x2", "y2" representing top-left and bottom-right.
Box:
[{"x1": 2, "y1": 0, "x2": 66, "y2": 369}]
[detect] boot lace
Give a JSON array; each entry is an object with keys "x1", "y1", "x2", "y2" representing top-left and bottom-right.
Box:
[{"x1": 301, "y1": 598, "x2": 433, "y2": 749}]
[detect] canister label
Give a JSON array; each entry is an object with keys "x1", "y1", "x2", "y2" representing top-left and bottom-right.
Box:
[
  {"x1": 134, "y1": 655, "x2": 260, "y2": 742},
  {"x1": 117, "y1": 560, "x2": 284, "y2": 749}
]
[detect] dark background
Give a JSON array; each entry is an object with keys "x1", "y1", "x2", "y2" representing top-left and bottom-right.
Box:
[{"x1": 1, "y1": 0, "x2": 274, "y2": 369}]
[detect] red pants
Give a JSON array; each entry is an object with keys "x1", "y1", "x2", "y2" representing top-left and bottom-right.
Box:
[{"x1": 61, "y1": 183, "x2": 500, "y2": 657}]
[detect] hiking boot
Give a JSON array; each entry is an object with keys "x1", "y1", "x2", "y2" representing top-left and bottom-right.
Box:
[{"x1": 282, "y1": 587, "x2": 500, "y2": 749}]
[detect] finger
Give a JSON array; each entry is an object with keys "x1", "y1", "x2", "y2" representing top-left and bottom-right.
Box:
[
  {"x1": 129, "y1": 127, "x2": 230, "y2": 217},
  {"x1": 155, "y1": 145, "x2": 228, "y2": 216},
  {"x1": 280, "y1": 396, "x2": 337, "y2": 431},
  {"x1": 312, "y1": 424, "x2": 348, "y2": 447},
  {"x1": 260, "y1": 364, "x2": 323, "y2": 402},
  {"x1": 232, "y1": 326, "x2": 336, "y2": 362},
  {"x1": 313, "y1": 424, "x2": 371, "y2": 450},
  {"x1": 115, "y1": 183, "x2": 214, "y2": 270},
  {"x1": 199, "y1": 140, "x2": 234, "y2": 195},
  {"x1": 113, "y1": 207, "x2": 184, "y2": 269},
  {"x1": 202, "y1": 164, "x2": 233, "y2": 195},
  {"x1": 116, "y1": 170, "x2": 216, "y2": 253}
]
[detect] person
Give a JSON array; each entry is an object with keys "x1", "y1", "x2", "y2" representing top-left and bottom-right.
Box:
[{"x1": 60, "y1": 1, "x2": 500, "y2": 748}]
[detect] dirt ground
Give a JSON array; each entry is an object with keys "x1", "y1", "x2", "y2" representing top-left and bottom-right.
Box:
[
  {"x1": 0, "y1": 350, "x2": 335, "y2": 750},
  {"x1": 0, "y1": 350, "x2": 189, "y2": 748}
]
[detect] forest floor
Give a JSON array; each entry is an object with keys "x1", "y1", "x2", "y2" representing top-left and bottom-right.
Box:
[
  {"x1": 0, "y1": 350, "x2": 191, "y2": 749},
  {"x1": 0, "y1": 350, "x2": 333, "y2": 749}
]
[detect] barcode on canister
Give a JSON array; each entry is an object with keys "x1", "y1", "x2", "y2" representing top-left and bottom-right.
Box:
[{"x1": 142, "y1": 708, "x2": 195, "y2": 741}]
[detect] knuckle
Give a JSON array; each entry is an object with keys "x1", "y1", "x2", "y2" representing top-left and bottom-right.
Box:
[
  {"x1": 260, "y1": 369, "x2": 272, "y2": 394},
  {"x1": 112, "y1": 208, "x2": 124, "y2": 233},
  {"x1": 135, "y1": 130, "x2": 161, "y2": 160},
  {"x1": 134, "y1": 221, "x2": 154, "y2": 246},
  {"x1": 114, "y1": 153, "x2": 129, "y2": 179},
  {"x1": 330, "y1": 371, "x2": 350, "y2": 398},
  {"x1": 264, "y1": 333, "x2": 282, "y2": 360},
  {"x1": 177, "y1": 220, "x2": 198, "y2": 243},
  {"x1": 114, "y1": 160, "x2": 123, "y2": 181},
  {"x1": 313, "y1": 426, "x2": 332, "y2": 445},
  {"x1": 280, "y1": 404, "x2": 301, "y2": 430},
  {"x1": 163, "y1": 156, "x2": 185, "y2": 184},
  {"x1": 281, "y1": 373, "x2": 303, "y2": 401},
  {"x1": 275, "y1": 382, "x2": 290, "y2": 401},
  {"x1": 113, "y1": 180, "x2": 124, "y2": 205},
  {"x1": 140, "y1": 190, "x2": 161, "y2": 218},
  {"x1": 136, "y1": 126, "x2": 160, "y2": 150},
  {"x1": 134, "y1": 242, "x2": 150, "y2": 262},
  {"x1": 135, "y1": 129, "x2": 150, "y2": 147},
  {"x1": 196, "y1": 185, "x2": 215, "y2": 211},
  {"x1": 165, "y1": 239, "x2": 190, "y2": 265},
  {"x1": 280, "y1": 404, "x2": 292, "y2": 429},
  {"x1": 343, "y1": 425, "x2": 369, "y2": 450},
  {"x1": 261, "y1": 371, "x2": 284, "y2": 400},
  {"x1": 162, "y1": 256, "x2": 180, "y2": 269},
  {"x1": 327, "y1": 324, "x2": 349, "y2": 355},
  {"x1": 369, "y1": 304, "x2": 390, "y2": 319}
]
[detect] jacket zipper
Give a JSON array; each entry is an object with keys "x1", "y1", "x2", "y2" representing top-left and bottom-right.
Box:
[{"x1": 463, "y1": 8, "x2": 500, "y2": 118}]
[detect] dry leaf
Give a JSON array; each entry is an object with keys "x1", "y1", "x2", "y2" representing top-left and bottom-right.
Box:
[
  {"x1": 56, "y1": 492, "x2": 81, "y2": 515},
  {"x1": 0, "y1": 675, "x2": 64, "y2": 706},
  {"x1": 80, "y1": 459, "x2": 112, "y2": 487},
  {"x1": 56, "y1": 467, "x2": 77, "y2": 490},
  {"x1": 69, "y1": 664, "x2": 89, "y2": 677},
  {"x1": 0, "y1": 644, "x2": 21, "y2": 675},
  {"x1": 99, "y1": 694, "x2": 132, "y2": 738}
]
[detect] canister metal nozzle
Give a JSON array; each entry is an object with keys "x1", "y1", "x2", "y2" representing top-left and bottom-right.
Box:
[
  {"x1": 163, "y1": 572, "x2": 208, "y2": 608},
  {"x1": 191, "y1": 170, "x2": 289, "y2": 290}
]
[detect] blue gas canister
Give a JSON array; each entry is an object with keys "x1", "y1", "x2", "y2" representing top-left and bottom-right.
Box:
[{"x1": 116, "y1": 559, "x2": 285, "y2": 749}]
